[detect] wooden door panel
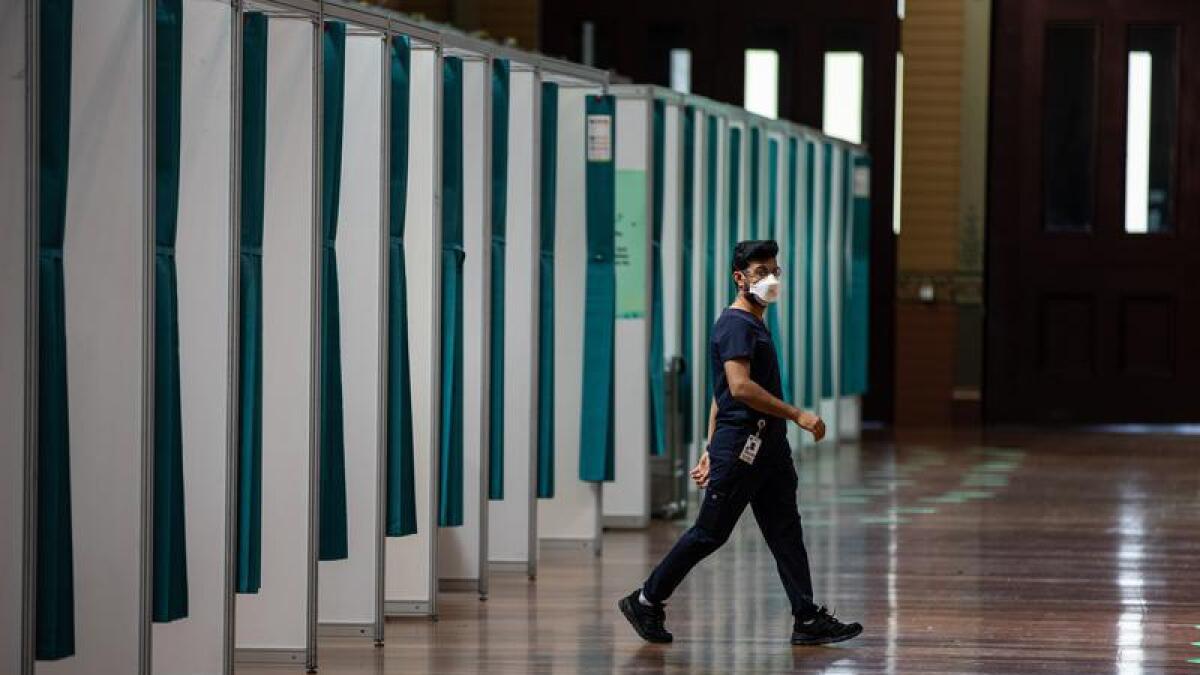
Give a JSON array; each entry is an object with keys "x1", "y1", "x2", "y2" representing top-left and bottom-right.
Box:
[{"x1": 987, "y1": 0, "x2": 1200, "y2": 424}]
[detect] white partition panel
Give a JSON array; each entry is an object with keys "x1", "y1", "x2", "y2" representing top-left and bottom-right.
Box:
[
  {"x1": 713, "y1": 116, "x2": 731, "y2": 313},
  {"x1": 40, "y1": 0, "x2": 148, "y2": 671},
  {"x1": 792, "y1": 136, "x2": 813, "y2": 450},
  {"x1": 0, "y1": 2, "x2": 26, "y2": 670},
  {"x1": 235, "y1": 16, "x2": 313, "y2": 663},
  {"x1": 153, "y1": 1, "x2": 234, "y2": 672},
  {"x1": 809, "y1": 140, "x2": 827, "y2": 448},
  {"x1": 489, "y1": 67, "x2": 539, "y2": 571},
  {"x1": 318, "y1": 33, "x2": 384, "y2": 634},
  {"x1": 820, "y1": 146, "x2": 844, "y2": 444},
  {"x1": 537, "y1": 87, "x2": 601, "y2": 550},
  {"x1": 440, "y1": 55, "x2": 488, "y2": 592},
  {"x1": 603, "y1": 92, "x2": 651, "y2": 528},
  {"x1": 686, "y1": 111, "x2": 708, "y2": 472},
  {"x1": 661, "y1": 102, "x2": 683, "y2": 367},
  {"x1": 384, "y1": 43, "x2": 439, "y2": 616}
]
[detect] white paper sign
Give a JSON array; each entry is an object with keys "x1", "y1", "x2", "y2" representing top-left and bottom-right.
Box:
[
  {"x1": 586, "y1": 114, "x2": 613, "y2": 162},
  {"x1": 853, "y1": 165, "x2": 871, "y2": 198}
]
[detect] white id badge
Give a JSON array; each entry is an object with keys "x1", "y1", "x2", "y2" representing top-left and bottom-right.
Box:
[
  {"x1": 738, "y1": 435, "x2": 762, "y2": 465},
  {"x1": 738, "y1": 420, "x2": 767, "y2": 465}
]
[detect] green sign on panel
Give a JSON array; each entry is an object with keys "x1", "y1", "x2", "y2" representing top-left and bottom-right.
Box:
[{"x1": 615, "y1": 169, "x2": 647, "y2": 318}]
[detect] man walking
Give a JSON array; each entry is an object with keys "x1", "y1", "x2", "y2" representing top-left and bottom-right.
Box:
[{"x1": 619, "y1": 240, "x2": 863, "y2": 646}]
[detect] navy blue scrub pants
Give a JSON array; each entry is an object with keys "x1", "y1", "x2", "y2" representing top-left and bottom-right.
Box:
[{"x1": 642, "y1": 425, "x2": 819, "y2": 618}]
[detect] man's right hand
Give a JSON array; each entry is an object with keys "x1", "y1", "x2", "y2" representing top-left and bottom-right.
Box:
[{"x1": 690, "y1": 451, "x2": 710, "y2": 488}]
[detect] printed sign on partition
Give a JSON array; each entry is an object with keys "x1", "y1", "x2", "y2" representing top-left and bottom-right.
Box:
[
  {"x1": 853, "y1": 165, "x2": 871, "y2": 198},
  {"x1": 614, "y1": 169, "x2": 647, "y2": 319},
  {"x1": 586, "y1": 114, "x2": 613, "y2": 162}
]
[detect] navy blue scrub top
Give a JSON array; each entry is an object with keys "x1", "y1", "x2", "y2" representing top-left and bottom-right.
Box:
[{"x1": 709, "y1": 307, "x2": 787, "y2": 441}]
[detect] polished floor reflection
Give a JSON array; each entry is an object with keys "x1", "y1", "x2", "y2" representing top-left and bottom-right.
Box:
[{"x1": 241, "y1": 430, "x2": 1200, "y2": 674}]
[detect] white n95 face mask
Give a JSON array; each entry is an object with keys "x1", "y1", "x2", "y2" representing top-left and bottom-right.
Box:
[{"x1": 748, "y1": 274, "x2": 781, "y2": 305}]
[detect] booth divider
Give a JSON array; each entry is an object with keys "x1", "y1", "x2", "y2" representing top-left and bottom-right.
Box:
[
  {"x1": 536, "y1": 85, "x2": 604, "y2": 553},
  {"x1": 488, "y1": 65, "x2": 541, "y2": 575},
  {"x1": 152, "y1": 1, "x2": 236, "y2": 672},
  {"x1": 234, "y1": 12, "x2": 316, "y2": 668},
  {"x1": 1, "y1": 1, "x2": 29, "y2": 671},
  {"x1": 317, "y1": 27, "x2": 386, "y2": 637},
  {"x1": 439, "y1": 51, "x2": 490, "y2": 596},
  {"x1": 602, "y1": 87, "x2": 653, "y2": 528}
]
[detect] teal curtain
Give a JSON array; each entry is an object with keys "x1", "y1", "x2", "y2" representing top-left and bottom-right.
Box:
[
  {"x1": 802, "y1": 140, "x2": 816, "y2": 408},
  {"x1": 579, "y1": 95, "x2": 616, "y2": 482},
  {"x1": 438, "y1": 57, "x2": 466, "y2": 525},
  {"x1": 702, "y1": 114, "x2": 718, "y2": 408},
  {"x1": 318, "y1": 21, "x2": 348, "y2": 560},
  {"x1": 748, "y1": 127, "x2": 760, "y2": 239},
  {"x1": 488, "y1": 59, "x2": 509, "y2": 501},
  {"x1": 152, "y1": 0, "x2": 188, "y2": 622},
  {"x1": 678, "y1": 107, "x2": 695, "y2": 444},
  {"x1": 764, "y1": 137, "x2": 784, "y2": 397},
  {"x1": 784, "y1": 137, "x2": 799, "y2": 404},
  {"x1": 36, "y1": 0, "x2": 75, "y2": 659},
  {"x1": 821, "y1": 143, "x2": 835, "y2": 399},
  {"x1": 386, "y1": 35, "x2": 418, "y2": 537},
  {"x1": 648, "y1": 100, "x2": 666, "y2": 457},
  {"x1": 727, "y1": 126, "x2": 741, "y2": 298},
  {"x1": 842, "y1": 153, "x2": 871, "y2": 396},
  {"x1": 236, "y1": 12, "x2": 267, "y2": 590},
  {"x1": 536, "y1": 82, "x2": 558, "y2": 498}
]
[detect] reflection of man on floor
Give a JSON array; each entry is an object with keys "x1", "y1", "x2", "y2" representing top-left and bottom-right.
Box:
[{"x1": 619, "y1": 240, "x2": 863, "y2": 646}]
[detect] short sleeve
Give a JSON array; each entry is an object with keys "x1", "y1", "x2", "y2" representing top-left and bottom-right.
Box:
[{"x1": 715, "y1": 319, "x2": 757, "y2": 363}]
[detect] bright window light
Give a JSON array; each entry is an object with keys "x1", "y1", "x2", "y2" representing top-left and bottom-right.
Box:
[
  {"x1": 823, "y1": 51, "x2": 864, "y2": 144},
  {"x1": 1125, "y1": 51, "x2": 1151, "y2": 234},
  {"x1": 893, "y1": 52, "x2": 904, "y2": 235},
  {"x1": 670, "y1": 48, "x2": 692, "y2": 94},
  {"x1": 744, "y1": 49, "x2": 779, "y2": 119}
]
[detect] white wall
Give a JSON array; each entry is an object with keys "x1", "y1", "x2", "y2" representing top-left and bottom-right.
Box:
[
  {"x1": 319, "y1": 33, "x2": 384, "y2": 628},
  {"x1": 537, "y1": 87, "x2": 601, "y2": 546},
  {"x1": 153, "y1": 1, "x2": 233, "y2": 672},
  {"x1": 40, "y1": 0, "x2": 147, "y2": 671},
  {"x1": 384, "y1": 44, "x2": 438, "y2": 613},
  {"x1": 235, "y1": 16, "x2": 313, "y2": 655},
  {"x1": 0, "y1": 1, "x2": 26, "y2": 670},
  {"x1": 603, "y1": 94, "x2": 651, "y2": 527},
  {"x1": 440, "y1": 55, "x2": 487, "y2": 587},
  {"x1": 489, "y1": 68, "x2": 539, "y2": 567}
]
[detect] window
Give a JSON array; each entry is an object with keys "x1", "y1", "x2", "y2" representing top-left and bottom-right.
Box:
[
  {"x1": 670, "y1": 48, "x2": 692, "y2": 94},
  {"x1": 893, "y1": 52, "x2": 904, "y2": 235},
  {"x1": 1042, "y1": 24, "x2": 1097, "y2": 233},
  {"x1": 1124, "y1": 25, "x2": 1177, "y2": 234},
  {"x1": 744, "y1": 49, "x2": 779, "y2": 119},
  {"x1": 823, "y1": 52, "x2": 864, "y2": 144}
]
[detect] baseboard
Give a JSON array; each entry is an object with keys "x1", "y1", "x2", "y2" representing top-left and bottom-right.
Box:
[
  {"x1": 438, "y1": 578, "x2": 480, "y2": 593},
  {"x1": 234, "y1": 647, "x2": 305, "y2": 665},
  {"x1": 317, "y1": 622, "x2": 374, "y2": 638},
  {"x1": 603, "y1": 514, "x2": 649, "y2": 529},
  {"x1": 538, "y1": 537, "x2": 596, "y2": 552},
  {"x1": 487, "y1": 560, "x2": 529, "y2": 574},
  {"x1": 384, "y1": 599, "x2": 432, "y2": 616}
]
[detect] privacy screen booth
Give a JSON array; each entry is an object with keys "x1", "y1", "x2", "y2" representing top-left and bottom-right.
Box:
[{"x1": 6, "y1": 1, "x2": 868, "y2": 672}]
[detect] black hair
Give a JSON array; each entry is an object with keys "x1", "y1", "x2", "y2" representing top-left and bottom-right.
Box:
[{"x1": 731, "y1": 240, "x2": 779, "y2": 273}]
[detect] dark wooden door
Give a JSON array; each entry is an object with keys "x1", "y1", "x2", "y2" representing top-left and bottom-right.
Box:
[{"x1": 987, "y1": 0, "x2": 1200, "y2": 423}]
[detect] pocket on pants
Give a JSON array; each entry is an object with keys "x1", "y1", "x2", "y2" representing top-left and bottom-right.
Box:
[{"x1": 696, "y1": 486, "x2": 731, "y2": 533}]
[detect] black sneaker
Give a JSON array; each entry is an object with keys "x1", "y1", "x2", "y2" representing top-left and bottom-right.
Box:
[
  {"x1": 791, "y1": 606, "x2": 862, "y2": 646},
  {"x1": 618, "y1": 589, "x2": 673, "y2": 643}
]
